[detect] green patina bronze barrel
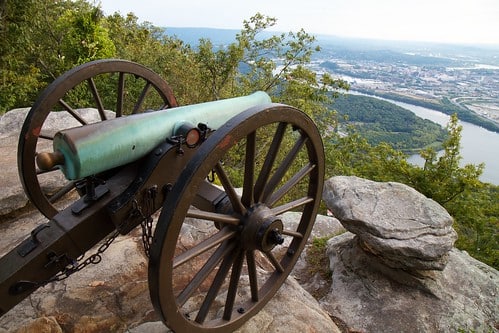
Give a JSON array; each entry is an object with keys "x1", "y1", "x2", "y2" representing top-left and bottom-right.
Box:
[{"x1": 50, "y1": 91, "x2": 271, "y2": 180}]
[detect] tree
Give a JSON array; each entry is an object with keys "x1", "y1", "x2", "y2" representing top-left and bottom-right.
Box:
[
  {"x1": 0, "y1": 0, "x2": 116, "y2": 113},
  {"x1": 0, "y1": 0, "x2": 43, "y2": 112},
  {"x1": 195, "y1": 38, "x2": 243, "y2": 100},
  {"x1": 327, "y1": 113, "x2": 497, "y2": 268},
  {"x1": 410, "y1": 114, "x2": 484, "y2": 204},
  {"x1": 28, "y1": 0, "x2": 115, "y2": 80}
]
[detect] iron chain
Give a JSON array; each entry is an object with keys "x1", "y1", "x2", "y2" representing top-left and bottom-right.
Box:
[
  {"x1": 39, "y1": 193, "x2": 156, "y2": 286},
  {"x1": 138, "y1": 187, "x2": 157, "y2": 257},
  {"x1": 40, "y1": 229, "x2": 120, "y2": 285}
]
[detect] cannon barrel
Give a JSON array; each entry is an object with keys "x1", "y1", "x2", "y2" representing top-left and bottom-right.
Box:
[{"x1": 41, "y1": 91, "x2": 271, "y2": 180}]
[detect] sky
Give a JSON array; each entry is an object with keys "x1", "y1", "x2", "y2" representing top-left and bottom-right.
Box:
[{"x1": 97, "y1": 0, "x2": 499, "y2": 45}]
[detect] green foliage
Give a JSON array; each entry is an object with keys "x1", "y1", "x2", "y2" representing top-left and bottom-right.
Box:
[
  {"x1": 195, "y1": 38, "x2": 243, "y2": 100},
  {"x1": 410, "y1": 114, "x2": 484, "y2": 204},
  {"x1": 0, "y1": 0, "x2": 44, "y2": 111},
  {"x1": 326, "y1": 130, "x2": 414, "y2": 184},
  {"x1": 332, "y1": 94, "x2": 447, "y2": 153},
  {"x1": 0, "y1": 0, "x2": 116, "y2": 112},
  {"x1": 449, "y1": 185, "x2": 499, "y2": 268},
  {"x1": 327, "y1": 114, "x2": 497, "y2": 268},
  {"x1": 55, "y1": 5, "x2": 115, "y2": 65},
  {"x1": 306, "y1": 236, "x2": 333, "y2": 281}
]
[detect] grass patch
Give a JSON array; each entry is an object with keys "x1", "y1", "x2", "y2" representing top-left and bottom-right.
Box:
[{"x1": 306, "y1": 235, "x2": 334, "y2": 282}]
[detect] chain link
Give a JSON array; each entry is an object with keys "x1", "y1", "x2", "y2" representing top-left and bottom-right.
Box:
[
  {"x1": 40, "y1": 229, "x2": 120, "y2": 286},
  {"x1": 140, "y1": 216, "x2": 154, "y2": 257},
  {"x1": 139, "y1": 186, "x2": 157, "y2": 257},
  {"x1": 37, "y1": 190, "x2": 157, "y2": 287}
]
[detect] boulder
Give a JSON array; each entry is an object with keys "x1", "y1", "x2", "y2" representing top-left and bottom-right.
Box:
[
  {"x1": 321, "y1": 176, "x2": 498, "y2": 333},
  {"x1": 322, "y1": 232, "x2": 499, "y2": 333},
  {"x1": 0, "y1": 109, "x2": 29, "y2": 215},
  {"x1": 323, "y1": 176, "x2": 457, "y2": 270}
]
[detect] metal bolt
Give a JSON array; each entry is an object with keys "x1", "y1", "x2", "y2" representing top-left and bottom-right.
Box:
[{"x1": 269, "y1": 229, "x2": 284, "y2": 245}]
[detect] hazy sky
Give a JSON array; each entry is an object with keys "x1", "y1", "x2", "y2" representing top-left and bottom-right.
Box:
[{"x1": 97, "y1": 0, "x2": 499, "y2": 45}]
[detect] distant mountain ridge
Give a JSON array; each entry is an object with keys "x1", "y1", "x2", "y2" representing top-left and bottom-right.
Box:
[
  {"x1": 163, "y1": 27, "x2": 499, "y2": 58},
  {"x1": 164, "y1": 27, "x2": 239, "y2": 45}
]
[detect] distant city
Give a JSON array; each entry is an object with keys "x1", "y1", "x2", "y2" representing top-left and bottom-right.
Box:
[
  {"x1": 164, "y1": 27, "x2": 499, "y2": 126},
  {"x1": 311, "y1": 36, "x2": 499, "y2": 125}
]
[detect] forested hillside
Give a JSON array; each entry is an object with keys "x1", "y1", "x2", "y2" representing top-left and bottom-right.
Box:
[
  {"x1": 332, "y1": 94, "x2": 447, "y2": 153},
  {"x1": 0, "y1": 0, "x2": 496, "y2": 268}
]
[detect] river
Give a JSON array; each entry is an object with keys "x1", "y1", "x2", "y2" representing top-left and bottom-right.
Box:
[
  {"x1": 348, "y1": 91, "x2": 499, "y2": 184},
  {"x1": 386, "y1": 99, "x2": 499, "y2": 185}
]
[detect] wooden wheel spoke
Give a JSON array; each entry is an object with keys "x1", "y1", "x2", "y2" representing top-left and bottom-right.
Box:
[
  {"x1": 214, "y1": 162, "x2": 246, "y2": 215},
  {"x1": 246, "y1": 250, "x2": 259, "y2": 302},
  {"x1": 173, "y1": 228, "x2": 236, "y2": 269},
  {"x1": 187, "y1": 209, "x2": 240, "y2": 226},
  {"x1": 47, "y1": 181, "x2": 76, "y2": 203},
  {"x1": 87, "y1": 77, "x2": 107, "y2": 120},
  {"x1": 281, "y1": 229, "x2": 304, "y2": 239},
  {"x1": 262, "y1": 134, "x2": 307, "y2": 203},
  {"x1": 267, "y1": 163, "x2": 316, "y2": 207},
  {"x1": 132, "y1": 81, "x2": 151, "y2": 113},
  {"x1": 254, "y1": 122, "x2": 287, "y2": 202},
  {"x1": 270, "y1": 196, "x2": 314, "y2": 215},
  {"x1": 264, "y1": 251, "x2": 284, "y2": 273},
  {"x1": 59, "y1": 99, "x2": 87, "y2": 125},
  {"x1": 149, "y1": 105, "x2": 323, "y2": 332},
  {"x1": 176, "y1": 240, "x2": 235, "y2": 307},
  {"x1": 241, "y1": 131, "x2": 256, "y2": 207},
  {"x1": 223, "y1": 249, "x2": 245, "y2": 320},
  {"x1": 195, "y1": 248, "x2": 236, "y2": 323},
  {"x1": 116, "y1": 72, "x2": 125, "y2": 117}
]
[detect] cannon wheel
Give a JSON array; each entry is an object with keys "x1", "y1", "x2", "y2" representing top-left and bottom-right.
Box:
[
  {"x1": 18, "y1": 59, "x2": 177, "y2": 219},
  {"x1": 149, "y1": 104, "x2": 325, "y2": 333}
]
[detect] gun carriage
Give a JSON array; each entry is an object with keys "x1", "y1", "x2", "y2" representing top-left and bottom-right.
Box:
[{"x1": 0, "y1": 59, "x2": 324, "y2": 332}]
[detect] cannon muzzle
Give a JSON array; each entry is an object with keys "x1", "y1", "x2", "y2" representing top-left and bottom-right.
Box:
[{"x1": 40, "y1": 91, "x2": 271, "y2": 180}]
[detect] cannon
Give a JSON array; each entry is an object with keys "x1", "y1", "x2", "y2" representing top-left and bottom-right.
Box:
[{"x1": 0, "y1": 59, "x2": 324, "y2": 332}]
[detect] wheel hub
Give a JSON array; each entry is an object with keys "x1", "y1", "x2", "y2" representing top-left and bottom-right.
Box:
[{"x1": 241, "y1": 205, "x2": 284, "y2": 252}]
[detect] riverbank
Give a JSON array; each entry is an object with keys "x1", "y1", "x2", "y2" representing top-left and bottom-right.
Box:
[
  {"x1": 355, "y1": 89, "x2": 499, "y2": 133},
  {"x1": 347, "y1": 91, "x2": 499, "y2": 185},
  {"x1": 388, "y1": 99, "x2": 499, "y2": 185}
]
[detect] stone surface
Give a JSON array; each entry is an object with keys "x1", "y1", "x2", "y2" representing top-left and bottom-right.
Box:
[
  {"x1": 235, "y1": 277, "x2": 340, "y2": 333},
  {"x1": 323, "y1": 176, "x2": 457, "y2": 270},
  {"x1": 0, "y1": 108, "x2": 114, "y2": 216},
  {"x1": 11, "y1": 316, "x2": 62, "y2": 333},
  {"x1": 128, "y1": 277, "x2": 340, "y2": 333},
  {"x1": 0, "y1": 109, "x2": 28, "y2": 215},
  {"x1": 0, "y1": 212, "x2": 339, "y2": 333},
  {"x1": 322, "y1": 232, "x2": 499, "y2": 333}
]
